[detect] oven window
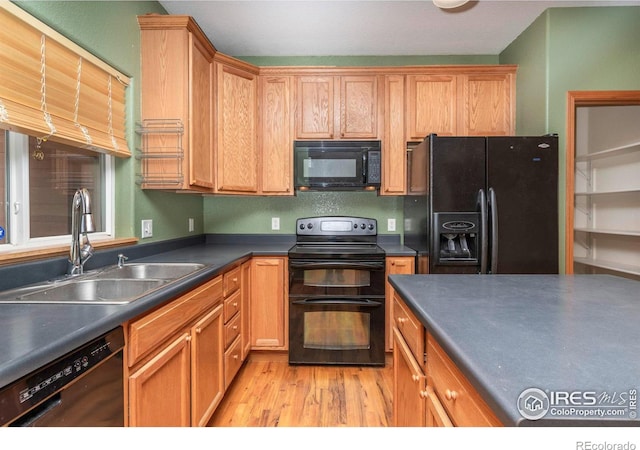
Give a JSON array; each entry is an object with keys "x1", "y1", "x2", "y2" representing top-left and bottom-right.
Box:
[
  {"x1": 303, "y1": 311, "x2": 370, "y2": 350},
  {"x1": 303, "y1": 269, "x2": 371, "y2": 288}
]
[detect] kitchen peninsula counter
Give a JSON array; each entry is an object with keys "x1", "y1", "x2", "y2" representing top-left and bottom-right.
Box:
[{"x1": 388, "y1": 274, "x2": 640, "y2": 426}]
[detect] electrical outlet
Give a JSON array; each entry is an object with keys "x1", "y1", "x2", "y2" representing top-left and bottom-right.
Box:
[
  {"x1": 271, "y1": 217, "x2": 280, "y2": 231},
  {"x1": 141, "y1": 219, "x2": 153, "y2": 238},
  {"x1": 188, "y1": 218, "x2": 195, "y2": 232},
  {"x1": 387, "y1": 218, "x2": 396, "y2": 232}
]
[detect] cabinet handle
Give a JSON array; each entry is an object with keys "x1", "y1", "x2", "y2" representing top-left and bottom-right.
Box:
[
  {"x1": 233, "y1": 325, "x2": 238, "y2": 331},
  {"x1": 420, "y1": 390, "x2": 428, "y2": 399},
  {"x1": 445, "y1": 389, "x2": 458, "y2": 401},
  {"x1": 233, "y1": 354, "x2": 239, "y2": 360},
  {"x1": 412, "y1": 374, "x2": 421, "y2": 382},
  {"x1": 195, "y1": 327, "x2": 202, "y2": 334},
  {"x1": 185, "y1": 335, "x2": 192, "y2": 342},
  {"x1": 232, "y1": 277, "x2": 238, "y2": 283},
  {"x1": 233, "y1": 302, "x2": 238, "y2": 307},
  {"x1": 397, "y1": 317, "x2": 407, "y2": 323}
]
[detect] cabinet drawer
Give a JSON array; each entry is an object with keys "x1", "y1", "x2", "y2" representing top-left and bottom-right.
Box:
[
  {"x1": 427, "y1": 335, "x2": 501, "y2": 427},
  {"x1": 223, "y1": 266, "x2": 241, "y2": 297},
  {"x1": 224, "y1": 289, "x2": 241, "y2": 322},
  {"x1": 224, "y1": 311, "x2": 241, "y2": 349},
  {"x1": 393, "y1": 293, "x2": 424, "y2": 363},
  {"x1": 128, "y1": 276, "x2": 223, "y2": 366},
  {"x1": 224, "y1": 336, "x2": 243, "y2": 389}
]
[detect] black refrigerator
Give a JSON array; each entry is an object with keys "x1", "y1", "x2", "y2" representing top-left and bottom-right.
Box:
[{"x1": 403, "y1": 134, "x2": 558, "y2": 275}]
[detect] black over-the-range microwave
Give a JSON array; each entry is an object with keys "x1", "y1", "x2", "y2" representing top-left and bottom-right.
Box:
[{"x1": 293, "y1": 140, "x2": 381, "y2": 191}]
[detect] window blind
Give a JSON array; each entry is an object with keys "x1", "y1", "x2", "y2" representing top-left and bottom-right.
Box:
[{"x1": 0, "y1": 2, "x2": 130, "y2": 157}]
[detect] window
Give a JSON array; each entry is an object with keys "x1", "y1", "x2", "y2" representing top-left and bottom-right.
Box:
[{"x1": 1, "y1": 130, "x2": 114, "y2": 250}]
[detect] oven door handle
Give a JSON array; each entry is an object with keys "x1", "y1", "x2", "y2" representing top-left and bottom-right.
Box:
[
  {"x1": 289, "y1": 260, "x2": 385, "y2": 270},
  {"x1": 292, "y1": 298, "x2": 383, "y2": 307}
]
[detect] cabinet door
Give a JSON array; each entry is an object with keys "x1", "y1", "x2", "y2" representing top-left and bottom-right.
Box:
[
  {"x1": 459, "y1": 73, "x2": 514, "y2": 136},
  {"x1": 191, "y1": 304, "x2": 224, "y2": 427},
  {"x1": 188, "y1": 34, "x2": 214, "y2": 189},
  {"x1": 406, "y1": 74, "x2": 458, "y2": 140},
  {"x1": 385, "y1": 257, "x2": 415, "y2": 351},
  {"x1": 426, "y1": 387, "x2": 454, "y2": 427},
  {"x1": 215, "y1": 62, "x2": 258, "y2": 193},
  {"x1": 382, "y1": 75, "x2": 406, "y2": 195},
  {"x1": 296, "y1": 76, "x2": 335, "y2": 139},
  {"x1": 392, "y1": 327, "x2": 426, "y2": 427},
  {"x1": 250, "y1": 257, "x2": 287, "y2": 349},
  {"x1": 260, "y1": 76, "x2": 293, "y2": 194},
  {"x1": 241, "y1": 261, "x2": 252, "y2": 359},
  {"x1": 339, "y1": 75, "x2": 379, "y2": 139},
  {"x1": 129, "y1": 333, "x2": 191, "y2": 427}
]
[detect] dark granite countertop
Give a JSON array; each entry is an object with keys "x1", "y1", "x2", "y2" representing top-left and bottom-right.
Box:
[
  {"x1": 0, "y1": 235, "x2": 415, "y2": 390},
  {"x1": 388, "y1": 274, "x2": 640, "y2": 426},
  {"x1": 0, "y1": 240, "x2": 289, "y2": 389}
]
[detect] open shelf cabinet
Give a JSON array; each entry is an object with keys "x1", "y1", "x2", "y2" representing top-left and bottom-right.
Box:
[{"x1": 573, "y1": 105, "x2": 640, "y2": 280}]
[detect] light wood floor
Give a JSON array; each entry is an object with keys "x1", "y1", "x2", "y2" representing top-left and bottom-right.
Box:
[{"x1": 209, "y1": 356, "x2": 393, "y2": 427}]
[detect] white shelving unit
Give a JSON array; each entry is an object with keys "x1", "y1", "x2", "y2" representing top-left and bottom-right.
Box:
[{"x1": 573, "y1": 106, "x2": 640, "y2": 280}]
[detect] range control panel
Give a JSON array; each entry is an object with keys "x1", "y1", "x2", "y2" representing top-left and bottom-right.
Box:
[{"x1": 296, "y1": 216, "x2": 377, "y2": 237}]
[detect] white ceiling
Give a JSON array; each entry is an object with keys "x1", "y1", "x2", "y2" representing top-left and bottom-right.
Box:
[{"x1": 158, "y1": 0, "x2": 640, "y2": 57}]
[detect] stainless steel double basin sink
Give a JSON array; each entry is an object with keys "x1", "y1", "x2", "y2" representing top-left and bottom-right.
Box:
[{"x1": 0, "y1": 263, "x2": 206, "y2": 305}]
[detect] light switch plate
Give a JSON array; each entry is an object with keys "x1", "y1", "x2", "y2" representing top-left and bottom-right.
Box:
[
  {"x1": 141, "y1": 219, "x2": 153, "y2": 238},
  {"x1": 271, "y1": 217, "x2": 280, "y2": 231}
]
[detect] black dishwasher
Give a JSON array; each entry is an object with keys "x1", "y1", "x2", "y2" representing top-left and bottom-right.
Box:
[{"x1": 0, "y1": 327, "x2": 125, "y2": 427}]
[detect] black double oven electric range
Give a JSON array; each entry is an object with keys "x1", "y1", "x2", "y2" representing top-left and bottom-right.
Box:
[{"x1": 288, "y1": 216, "x2": 386, "y2": 366}]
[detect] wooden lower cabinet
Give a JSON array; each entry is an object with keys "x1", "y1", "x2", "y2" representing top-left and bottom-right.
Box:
[
  {"x1": 250, "y1": 257, "x2": 287, "y2": 350},
  {"x1": 129, "y1": 332, "x2": 192, "y2": 427},
  {"x1": 191, "y1": 304, "x2": 225, "y2": 426},
  {"x1": 385, "y1": 256, "x2": 415, "y2": 351},
  {"x1": 126, "y1": 276, "x2": 225, "y2": 426},
  {"x1": 426, "y1": 386, "x2": 453, "y2": 427},
  {"x1": 392, "y1": 294, "x2": 503, "y2": 427},
  {"x1": 392, "y1": 327, "x2": 426, "y2": 427},
  {"x1": 426, "y1": 333, "x2": 502, "y2": 427}
]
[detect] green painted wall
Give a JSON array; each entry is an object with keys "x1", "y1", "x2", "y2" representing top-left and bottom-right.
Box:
[
  {"x1": 204, "y1": 192, "x2": 402, "y2": 235},
  {"x1": 15, "y1": 1, "x2": 204, "y2": 243},
  {"x1": 500, "y1": 6, "x2": 640, "y2": 272}
]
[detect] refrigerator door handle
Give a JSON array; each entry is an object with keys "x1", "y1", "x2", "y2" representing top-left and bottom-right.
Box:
[
  {"x1": 477, "y1": 189, "x2": 488, "y2": 274},
  {"x1": 488, "y1": 187, "x2": 499, "y2": 274}
]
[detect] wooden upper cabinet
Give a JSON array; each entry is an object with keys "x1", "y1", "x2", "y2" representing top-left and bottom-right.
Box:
[
  {"x1": 189, "y1": 36, "x2": 215, "y2": 189},
  {"x1": 138, "y1": 15, "x2": 215, "y2": 192},
  {"x1": 382, "y1": 74, "x2": 406, "y2": 195},
  {"x1": 406, "y1": 74, "x2": 458, "y2": 140},
  {"x1": 459, "y1": 72, "x2": 515, "y2": 136},
  {"x1": 295, "y1": 74, "x2": 380, "y2": 140},
  {"x1": 296, "y1": 76, "x2": 335, "y2": 139},
  {"x1": 214, "y1": 57, "x2": 259, "y2": 194},
  {"x1": 259, "y1": 76, "x2": 294, "y2": 195},
  {"x1": 406, "y1": 67, "x2": 516, "y2": 140},
  {"x1": 340, "y1": 75, "x2": 380, "y2": 139}
]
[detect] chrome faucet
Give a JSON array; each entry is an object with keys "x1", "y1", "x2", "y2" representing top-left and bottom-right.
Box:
[{"x1": 68, "y1": 188, "x2": 95, "y2": 275}]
